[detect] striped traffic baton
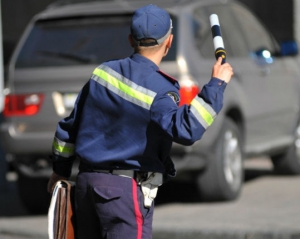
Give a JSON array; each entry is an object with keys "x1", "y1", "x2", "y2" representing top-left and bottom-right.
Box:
[{"x1": 210, "y1": 14, "x2": 226, "y2": 64}]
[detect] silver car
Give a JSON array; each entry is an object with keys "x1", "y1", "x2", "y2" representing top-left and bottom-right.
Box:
[{"x1": 1, "y1": 0, "x2": 300, "y2": 213}]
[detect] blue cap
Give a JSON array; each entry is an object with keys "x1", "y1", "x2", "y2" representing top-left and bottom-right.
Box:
[{"x1": 131, "y1": 4, "x2": 172, "y2": 46}]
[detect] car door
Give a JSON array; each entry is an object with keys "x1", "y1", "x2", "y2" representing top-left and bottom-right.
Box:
[
  {"x1": 197, "y1": 2, "x2": 296, "y2": 154},
  {"x1": 192, "y1": 3, "x2": 273, "y2": 151},
  {"x1": 230, "y1": 3, "x2": 298, "y2": 152}
]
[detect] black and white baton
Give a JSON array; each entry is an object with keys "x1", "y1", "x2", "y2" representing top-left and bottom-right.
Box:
[{"x1": 210, "y1": 14, "x2": 226, "y2": 64}]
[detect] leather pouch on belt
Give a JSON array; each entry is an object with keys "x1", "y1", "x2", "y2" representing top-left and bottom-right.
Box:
[{"x1": 140, "y1": 173, "x2": 163, "y2": 208}]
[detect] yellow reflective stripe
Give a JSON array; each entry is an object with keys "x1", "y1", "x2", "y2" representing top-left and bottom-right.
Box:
[
  {"x1": 190, "y1": 98, "x2": 214, "y2": 126},
  {"x1": 52, "y1": 140, "x2": 74, "y2": 154},
  {"x1": 93, "y1": 68, "x2": 154, "y2": 106},
  {"x1": 52, "y1": 137, "x2": 75, "y2": 158}
]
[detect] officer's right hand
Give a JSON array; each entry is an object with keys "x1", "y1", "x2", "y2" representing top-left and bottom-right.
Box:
[
  {"x1": 211, "y1": 57, "x2": 233, "y2": 83},
  {"x1": 47, "y1": 171, "x2": 69, "y2": 194}
]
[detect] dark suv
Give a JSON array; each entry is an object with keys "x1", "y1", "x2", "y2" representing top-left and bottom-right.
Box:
[{"x1": 1, "y1": 0, "x2": 300, "y2": 213}]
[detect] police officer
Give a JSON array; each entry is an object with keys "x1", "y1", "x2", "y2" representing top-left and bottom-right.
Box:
[{"x1": 47, "y1": 4, "x2": 233, "y2": 239}]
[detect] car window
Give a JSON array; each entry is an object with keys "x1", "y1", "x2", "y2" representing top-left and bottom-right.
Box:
[
  {"x1": 15, "y1": 15, "x2": 177, "y2": 68},
  {"x1": 193, "y1": 4, "x2": 249, "y2": 58},
  {"x1": 192, "y1": 7, "x2": 216, "y2": 59},
  {"x1": 16, "y1": 16, "x2": 133, "y2": 68},
  {"x1": 230, "y1": 3, "x2": 277, "y2": 53}
]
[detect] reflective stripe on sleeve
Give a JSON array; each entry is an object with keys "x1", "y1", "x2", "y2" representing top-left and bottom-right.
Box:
[
  {"x1": 52, "y1": 137, "x2": 75, "y2": 158},
  {"x1": 92, "y1": 65, "x2": 157, "y2": 110},
  {"x1": 190, "y1": 96, "x2": 216, "y2": 129}
]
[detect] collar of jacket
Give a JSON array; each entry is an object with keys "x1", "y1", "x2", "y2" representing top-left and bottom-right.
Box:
[{"x1": 130, "y1": 53, "x2": 159, "y2": 72}]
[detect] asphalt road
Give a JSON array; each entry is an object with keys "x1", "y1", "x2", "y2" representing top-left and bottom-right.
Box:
[{"x1": 0, "y1": 157, "x2": 300, "y2": 239}]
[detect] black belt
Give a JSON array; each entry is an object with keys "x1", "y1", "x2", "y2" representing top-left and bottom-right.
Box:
[
  {"x1": 92, "y1": 169, "x2": 135, "y2": 178},
  {"x1": 92, "y1": 169, "x2": 149, "y2": 181},
  {"x1": 79, "y1": 162, "x2": 148, "y2": 180}
]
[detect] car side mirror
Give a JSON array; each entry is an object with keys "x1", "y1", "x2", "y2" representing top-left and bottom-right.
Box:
[
  {"x1": 279, "y1": 40, "x2": 298, "y2": 56},
  {"x1": 252, "y1": 48, "x2": 274, "y2": 65}
]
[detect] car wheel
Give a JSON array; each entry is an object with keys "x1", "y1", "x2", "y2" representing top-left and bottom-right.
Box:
[
  {"x1": 17, "y1": 172, "x2": 50, "y2": 214},
  {"x1": 197, "y1": 118, "x2": 244, "y2": 201},
  {"x1": 271, "y1": 121, "x2": 300, "y2": 174}
]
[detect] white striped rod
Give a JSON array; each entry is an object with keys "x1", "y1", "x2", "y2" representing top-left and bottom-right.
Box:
[{"x1": 210, "y1": 14, "x2": 226, "y2": 64}]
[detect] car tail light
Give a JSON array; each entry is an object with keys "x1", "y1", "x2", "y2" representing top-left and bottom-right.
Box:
[
  {"x1": 179, "y1": 76, "x2": 200, "y2": 106},
  {"x1": 3, "y1": 94, "x2": 45, "y2": 117}
]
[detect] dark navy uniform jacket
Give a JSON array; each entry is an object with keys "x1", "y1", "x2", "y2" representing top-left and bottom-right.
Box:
[{"x1": 52, "y1": 53, "x2": 227, "y2": 180}]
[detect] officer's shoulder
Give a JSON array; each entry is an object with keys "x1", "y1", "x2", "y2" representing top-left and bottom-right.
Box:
[
  {"x1": 157, "y1": 70, "x2": 180, "y2": 89},
  {"x1": 103, "y1": 57, "x2": 127, "y2": 66},
  {"x1": 97, "y1": 58, "x2": 129, "y2": 73}
]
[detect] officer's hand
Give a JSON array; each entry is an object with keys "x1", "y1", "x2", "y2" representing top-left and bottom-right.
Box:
[
  {"x1": 211, "y1": 57, "x2": 233, "y2": 83},
  {"x1": 47, "y1": 172, "x2": 69, "y2": 194}
]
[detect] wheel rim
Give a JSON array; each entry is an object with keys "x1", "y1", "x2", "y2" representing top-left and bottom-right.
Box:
[
  {"x1": 294, "y1": 124, "x2": 300, "y2": 164},
  {"x1": 223, "y1": 130, "x2": 243, "y2": 192}
]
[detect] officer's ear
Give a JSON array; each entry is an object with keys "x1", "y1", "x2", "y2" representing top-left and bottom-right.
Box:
[
  {"x1": 128, "y1": 34, "x2": 135, "y2": 47},
  {"x1": 166, "y1": 34, "x2": 173, "y2": 49},
  {"x1": 163, "y1": 34, "x2": 173, "y2": 57}
]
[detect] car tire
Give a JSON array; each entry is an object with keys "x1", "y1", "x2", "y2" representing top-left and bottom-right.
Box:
[
  {"x1": 271, "y1": 121, "x2": 300, "y2": 175},
  {"x1": 17, "y1": 172, "x2": 50, "y2": 214},
  {"x1": 197, "y1": 118, "x2": 244, "y2": 201}
]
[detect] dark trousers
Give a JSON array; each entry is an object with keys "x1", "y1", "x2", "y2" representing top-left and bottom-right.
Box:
[{"x1": 75, "y1": 172, "x2": 154, "y2": 239}]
